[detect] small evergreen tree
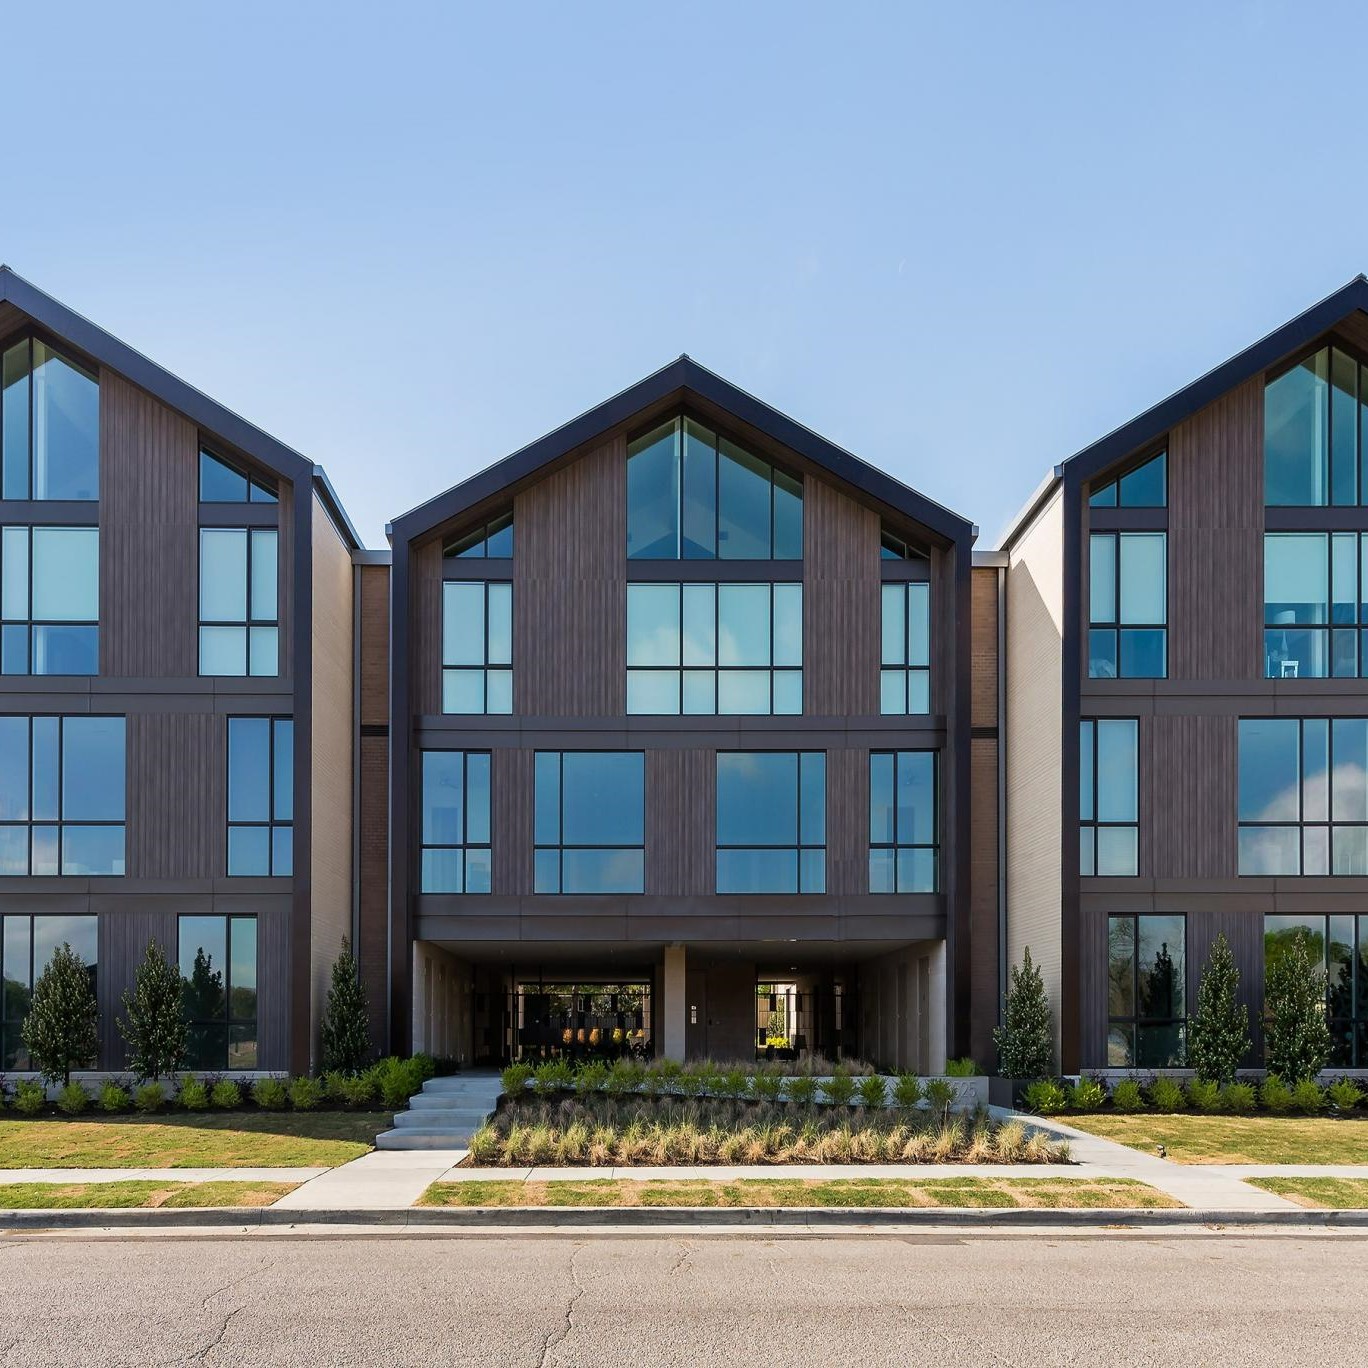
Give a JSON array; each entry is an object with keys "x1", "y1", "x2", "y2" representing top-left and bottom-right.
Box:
[
  {"x1": 321, "y1": 937, "x2": 371, "y2": 1073},
  {"x1": 994, "y1": 947, "x2": 1054, "y2": 1078},
  {"x1": 117, "y1": 939, "x2": 187, "y2": 1081},
  {"x1": 22, "y1": 943, "x2": 98, "y2": 1087},
  {"x1": 1186, "y1": 933, "x2": 1250, "y2": 1086},
  {"x1": 1264, "y1": 929, "x2": 1331, "y2": 1083}
]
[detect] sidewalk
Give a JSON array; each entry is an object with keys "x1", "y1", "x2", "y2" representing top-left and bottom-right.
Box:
[{"x1": 0, "y1": 1167, "x2": 328, "y2": 1185}]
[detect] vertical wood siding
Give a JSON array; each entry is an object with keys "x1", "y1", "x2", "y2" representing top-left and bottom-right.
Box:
[
  {"x1": 99, "y1": 909, "x2": 177, "y2": 1067},
  {"x1": 645, "y1": 749, "x2": 714, "y2": 895},
  {"x1": 411, "y1": 541, "x2": 443, "y2": 716},
  {"x1": 824, "y1": 748, "x2": 867, "y2": 896},
  {"x1": 969, "y1": 736, "x2": 999, "y2": 1062},
  {"x1": 971, "y1": 566, "x2": 999, "y2": 729},
  {"x1": 803, "y1": 478, "x2": 880, "y2": 715},
  {"x1": 1168, "y1": 378, "x2": 1263, "y2": 681},
  {"x1": 127, "y1": 713, "x2": 224, "y2": 878},
  {"x1": 492, "y1": 748, "x2": 534, "y2": 895},
  {"x1": 359, "y1": 563, "x2": 390, "y2": 727},
  {"x1": 1145, "y1": 713, "x2": 1238, "y2": 879},
  {"x1": 514, "y1": 438, "x2": 626, "y2": 716}
]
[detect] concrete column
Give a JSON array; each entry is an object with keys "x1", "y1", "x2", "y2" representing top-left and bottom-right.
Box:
[
  {"x1": 927, "y1": 941, "x2": 947, "y2": 1073},
  {"x1": 661, "y1": 945, "x2": 687, "y2": 1061}
]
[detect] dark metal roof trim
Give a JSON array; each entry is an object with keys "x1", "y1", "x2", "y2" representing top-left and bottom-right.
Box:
[
  {"x1": 1060, "y1": 274, "x2": 1368, "y2": 485},
  {"x1": 390, "y1": 355, "x2": 975, "y2": 545}
]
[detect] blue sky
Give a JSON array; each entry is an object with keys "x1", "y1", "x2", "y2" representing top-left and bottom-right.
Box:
[{"x1": 4, "y1": 3, "x2": 1366, "y2": 546}]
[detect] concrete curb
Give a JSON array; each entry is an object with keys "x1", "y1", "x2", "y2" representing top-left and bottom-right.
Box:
[{"x1": 1, "y1": 1204, "x2": 1367, "y2": 1232}]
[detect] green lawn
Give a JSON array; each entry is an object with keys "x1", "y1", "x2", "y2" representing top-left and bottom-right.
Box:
[
  {"x1": 1064, "y1": 1113, "x2": 1368, "y2": 1165},
  {"x1": 419, "y1": 1177, "x2": 1177, "y2": 1210},
  {"x1": 0, "y1": 1180, "x2": 298, "y2": 1209},
  {"x1": 0, "y1": 1113, "x2": 389, "y2": 1169},
  {"x1": 1247, "y1": 1177, "x2": 1368, "y2": 1210}
]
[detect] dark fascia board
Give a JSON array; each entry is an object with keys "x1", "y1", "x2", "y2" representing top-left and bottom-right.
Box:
[
  {"x1": 311, "y1": 468, "x2": 363, "y2": 551},
  {"x1": 0, "y1": 265, "x2": 320, "y2": 491},
  {"x1": 388, "y1": 355, "x2": 976, "y2": 546},
  {"x1": 1061, "y1": 274, "x2": 1368, "y2": 487}
]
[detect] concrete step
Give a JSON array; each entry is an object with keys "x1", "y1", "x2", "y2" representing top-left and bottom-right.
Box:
[
  {"x1": 408, "y1": 1093, "x2": 498, "y2": 1113},
  {"x1": 393, "y1": 1108, "x2": 490, "y2": 1128},
  {"x1": 420, "y1": 1076, "x2": 502, "y2": 1097},
  {"x1": 374, "y1": 1129, "x2": 473, "y2": 1151}
]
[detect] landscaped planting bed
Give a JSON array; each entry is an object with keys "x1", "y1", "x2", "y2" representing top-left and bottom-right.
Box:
[
  {"x1": 468, "y1": 1096, "x2": 1068, "y2": 1166},
  {"x1": 0, "y1": 1180, "x2": 297, "y2": 1209},
  {"x1": 1246, "y1": 1177, "x2": 1368, "y2": 1210},
  {"x1": 422, "y1": 1176, "x2": 1169, "y2": 1209}
]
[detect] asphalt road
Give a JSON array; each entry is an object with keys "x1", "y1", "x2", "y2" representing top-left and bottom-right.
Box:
[{"x1": 1, "y1": 1228, "x2": 1362, "y2": 1366}]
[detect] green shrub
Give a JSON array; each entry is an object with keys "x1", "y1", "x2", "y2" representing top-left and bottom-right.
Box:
[
  {"x1": 178, "y1": 1075, "x2": 210, "y2": 1111},
  {"x1": 1184, "y1": 1078, "x2": 1221, "y2": 1113},
  {"x1": 604, "y1": 1061, "x2": 641, "y2": 1099},
  {"x1": 1220, "y1": 1081, "x2": 1257, "y2": 1115},
  {"x1": 1109, "y1": 1078, "x2": 1146, "y2": 1112},
  {"x1": 252, "y1": 1077, "x2": 288, "y2": 1111},
  {"x1": 14, "y1": 1080, "x2": 45, "y2": 1115},
  {"x1": 1186, "y1": 932, "x2": 1250, "y2": 1086},
  {"x1": 1264, "y1": 930, "x2": 1332, "y2": 1083},
  {"x1": 1328, "y1": 1077, "x2": 1364, "y2": 1111},
  {"x1": 320, "y1": 937, "x2": 371, "y2": 1074},
  {"x1": 819, "y1": 1071, "x2": 856, "y2": 1107},
  {"x1": 134, "y1": 1081, "x2": 167, "y2": 1114},
  {"x1": 994, "y1": 947, "x2": 1054, "y2": 1078},
  {"x1": 750, "y1": 1071, "x2": 784, "y2": 1102},
  {"x1": 500, "y1": 1063, "x2": 533, "y2": 1098},
  {"x1": 409, "y1": 1053, "x2": 438, "y2": 1083},
  {"x1": 290, "y1": 1076, "x2": 325, "y2": 1111},
  {"x1": 785, "y1": 1075, "x2": 818, "y2": 1106},
  {"x1": 117, "y1": 939, "x2": 187, "y2": 1083},
  {"x1": 98, "y1": 1080, "x2": 130, "y2": 1114},
  {"x1": 336, "y1": 1072, "x2": 376, "y2": 1107},
  {"x1": 531, "y1": 1060, "x2": 574, "y2": 1097},
  {"x1": 944, "y1": 1057, "x2": 982, "y2": 1077},
  {"x1": 1291, "y1": 1078, "x2": 1325, "y2": 1116},
  {"x1": 56, "y1": 1081, "x2": 89, "y2": 1116},
  {"x1": 210, "y1": 1079, "x2": 242, "y2": 1109},
  {"x1": 719, "y1": 1068, "x2": 748, "y2": 1101},
  {"x1": 924, "y1": 1078, "x2": 956, "y2": 1115},
  {"x1": 370, "y1": 1056, "x2": 426, "y2": 1109},
  {"x1": 1022, "y1": 1078, "x2": 1068, "y2": 1115},
  {"x1": 892, "y1": 1074, "x2": 923, "y2": 1108},
  {"x1": 23, "y1": 942, "x2": 98, "y2": 1087},
  {"x1": 574, "y1": 1062, "x2": 610, "y2": 1096},
  {"x1": 1068, "y1": 1076, "x2": 1106, "y2": 1112},
  {"x1": 1260, "y1": 1075, "x2": 1293, "y2": 1114},
  {"x1": 1146, "y1": 1076, "x2": 1186, "y2": 1112},
  {"x1": 856, "y1": 1075, "x2": 887, "y2": 1108}
]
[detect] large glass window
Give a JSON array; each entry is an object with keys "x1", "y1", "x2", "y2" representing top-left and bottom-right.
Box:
[
  {"x1": 1265, "y1": 346, "x2": 1368, "y2": 507},
  {"x1": 199, "y1": 528, "x2": 278, "y2": 676},
  {"x1": 868, "y1": 751, "x2": 937, "y2": 892},
  {"x1": 626, "y1": 582, "x2": 801, "y2": 714},
  {"x1": 179, "y1": 915, "x2": 257, "y2": 1070},
  {"x1": 1239, "y1": 717, "x2": 1368, "y2": 875},
  {"x1": 1080, "y1": 718, "x2": 1139, "y2": 876},
  {"x1": 199, "y1": 449, "x2": 277, "y2": 503},
  {"x1": 1088, "y1": 450, "x2": 1167, "y2": 508},
  {"x1": 1, "y1": 337, "x2": 99, "y2": 501},
  {"x1": 1265, "y1": 915, "x2": 1368, "y2": 1067},
  {"x1": 1262, "y1": 531, "x2": 1368, "y2": 679},
  {"x1": 626, "y1": 417, "x2": 802, "y2": 560},
  {"x1": 0, "y1": 525, "x2": 99, "y2": 674},
  {"x1": 1088, "y1": 531, "x2": 1166, "y2": 678},
  {"x1": 1108, "y1": 914, "x2": 1185, "y2": 1067},
  {"x1": 716, "y1": 751, "x2": 825, "y2": 894},
  {"x1": 880, "y1": 581, "x2": 930, "y2": 712},
  {"x1": 534, "y1": 752, "x2": 643, "y2": 893},
  {"x1": 0, "y1": 716, "x2": 124, "y2": 875},
  {"x1": 0, "y1": 914, "x2": 97, "y2": 1069},
  {"x1": 442, "y1": 581, "x2": 512, "y2": 714},
  {"x1": 444, "y1": 512, "x2": 513, "y2": 559},
  {"x1": 420, "y1": 750, "x2": 491, "y2": 893},
  {"x1": 227, "y1": 717, "x2": 293, "y2": 876}
]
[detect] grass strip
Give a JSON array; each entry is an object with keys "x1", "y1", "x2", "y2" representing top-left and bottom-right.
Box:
[
  {"x1": 1062, "y1": 1114, "x2": 1368, "y2": 1165},
  {"x1": 418, "y1": 1177, "x2": 1178, "y2": 1210},
  {"x1": 1246, "y1": 1177, "x2": 1368, "y2": 1210},
  {"x1": 0, "y1": 1180, "x2": 298, "y2": 1209}
]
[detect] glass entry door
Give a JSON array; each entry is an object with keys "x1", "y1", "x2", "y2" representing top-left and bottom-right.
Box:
[{"x1": 512, "y1": 980, "x2": 651, "y2": 1061}]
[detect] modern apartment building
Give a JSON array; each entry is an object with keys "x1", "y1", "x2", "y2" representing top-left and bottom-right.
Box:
[{"x1": 4, "y1": 263, "x2": 1366, "y2": 1075}]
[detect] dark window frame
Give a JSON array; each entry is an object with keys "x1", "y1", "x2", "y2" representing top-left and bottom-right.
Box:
[
  {"x1": 1263, "y1": 914, "x2": 1368, "y2": 1068},
  {"x1": 0, "y1": 332, "x2": 100, "y2": 503},
  {"x1": 197, "y1": 526, "x2": 280, "y2": 677},
  {"x1": 226, "y1": 716, "x2": 294, "y2": 877},
  {"x1": 1080, "y1": 717, "x2": 1139, "y2": 877},
  {"x1": 533, "y1": 750, "x2": 645, "y2": 895},
  {"x1": 442, "y1": 510, "x2": 513, "y2": 560},
  {"x1": 0, "y1": 913, "x2": 98, "y2": 1070},
  {"x1": 0, "y1": 522, "x2": 99, "y2": 676},
  {"x1": 1087, "y1": 447, "x2": 1168, "y2": 510},
  {"x1": 1107, "y1": 912, "x2": 1186, "y2": 1068},
  {"x1": 868, "y1": 749, "x2": 939, "y2": 893},
  {"x1": 880, "y1": 579, "x2": 931, "y2": 713},
  {"x1": 178, "y1": 913, "x2": 258, "y2": 1071},
  {"x1": 418, "y1": 748, "x2": 492, "y2": 894},
  {"x1": 715, "y1": 750, "x2": 826, "y2": 895},
  {"x1": 198, "y1": 446, "x2": 278, "y2": 504},
  {"x1": 441, "y1": 580, "x2": 513, "y2": 714},
  {"x1": 1262, "y1": 530, "x2": 1367, "y2": 679},
  {"x1": 1087, "y1": 529, "x2": 1168, "y2": 679}
]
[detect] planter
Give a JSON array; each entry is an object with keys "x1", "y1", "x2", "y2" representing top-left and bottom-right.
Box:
[{"x1": 988, "y1": 1077, "x2": 1033, "y2": 1108}]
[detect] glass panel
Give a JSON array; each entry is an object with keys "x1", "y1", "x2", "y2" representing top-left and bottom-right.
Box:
[
  {"x1": 443, "y1": 583, "x2": 485, "y2": 667},
  {"x1": 1089, "y1": 479, "x2": 1117, "y2": 508},
  {"x1": 31, "y1": 825, "x2": 58, "y2": 876},
  {"x1": 421, "y1": 848, "x2": 463, "y2": 893},
  {"x1": 799, "y1": 848, "x2": 825, "y2": 893},
  {"x1": 1095, "y1": 719, "x2": 1137, "y2": 822},
  {"x1": 33, "y1": 625, "x2": 96, "y2": 675},
  {"x1": 1107, "y1": 1025, "x2": 1135, "y2": 1068},
  {"x1": 63, "y1": 717, "x2": 124, "y2": 821},
  {"x1": 881, "y1": 584, "x2": 905, "y2": 665},
  {"x1": 0, "y1": 527, "x2": 26, "y2": 623},
  {"x1": 31, "y1": 717, "x2": 57, "y2": 820},
  {"x1": 249, "y1": 478, "x2": 277, "y2": 505},
  {"x1": 681, "y1": 584, "x2": 715, "y2": 665},
  {"x1": 869, "y1": 752, "x2": 894, "y2": 844},
  {"x1": 0, "y1": 718, "x2": 27, "y2": 821},
  {"x1": 442, "y1": 669, "x2": 485, "y2": 714},
  {"x1": 627, "y1": 421, "x2": 680, "y2": 559},
  {"x1": 1080, "y1": 827, "x2": 1095, "y2": 876},
  {"x1": 1118, "y1": 451, "x2": 1166, "y2": 507},
  {"x1": 2, "y1": 342, "x2": 30, "y2": 501},
  {"x1": 1119, "y1": 628, "x2": 1166, "y2": 679},
  {"x1": 1265, "y1": 349, "x2": 1329, "y2": 506},
  {"x1": 1265, "y1": 533, "x2": 1328, "y2": 649},
  {"x1": 32, "y1": 342, "x2": 98, "y2": 501},
  {"x1": 1079, "y1": 720, "x2": 1095, "y2": 822},
  {"x1": 199, "y1": 530, "x2": 247, "y2": 621},
  {"x1": 0, "y1": 825, "x2": 25, "y2": 875},
  {"x1": 1137, "y1": 1023, "x2": 1185, "y2": 1069},
  {"x1": 1331, "y1": 350, "x2": 1359, "y2": 506},
  {"x1": 799, "y1": 753, "x2": 825, "y2": 846},
  {"x1": 717, "y1": 584, "x2": 769, "y2": 666},
  {"x1": 485, "y1": 513, "x2": 514, "y2": 559},
  {"x1": 718, "y1": 439, "x2": 772, "y2": 559},
  {"x1": 717, "y1": 670, "x2": 769, "y2": 714},
  {"x1": 1333, "y1": 719, "x2": 1368, "y2": 821},
  {"x1": 896, "y1": 752, "x2": 935, "y2": 845},
  {"x1": 773, "y1": 470, "x2": 803, "y2": 559},
  {"x1": 466, "y1": 752, "x2": 490, "y2": 844},
  {"x1": 62, "y1": 825, "x2": 123, "y2": 876},
  {"x1": 1, "y1": 623, "x2": 27, "y2": 674},
  {"x1": 1095, "y1": 826, "x2": 1138, "y2": 876},
  {"x1": 228, "y1": 718, "x2": 270, "y2": 822},
  {"x1": 627, "y1": 670, "x2": 680, "y2": 714},
  {"x1": 868, "y1": 847, "x2": 894, "y2": 893},
  {"x1": 1088, "y1": 628, "x2": 1118, "y2": 679},
  {"x1": 717, "y1": 752, "x2": 797, "y2": 846},
  {"x1": 31, "y1": 528, "x2": 98, "y2": 622},
  {"x1": 895, "y1": 847, "x2": 934, "y2": 893},
  {"x1": 1332, "y1": 629, "x2": 1358, "y2": 678},
  {"x1": 1238, "y1": 825, "x2": 1300, "y2": 875},
  {"x1": 273, "y1": 720, "x2": 293, "y2": 821},
  {"x1": 486, "y1": 583, "x2": 512, "y2": 665},
  {"x1": 772, "y1": 670, "x2": 802, "y2": 714},
  {"x1": 181, "y1": 916, "x2": 227, "y2": 1023},
  {"x1": 561, "y1": 848, "x2": 644, "y2": 894},
  {"x1": 1304, "y1": 824, "x2": 1329, "y2": 876},
  {"x1": 1303, "y1": 718, "x2": 1329, "y2": 821},
  {"x1": 534, "y1": 753, "x2": 561, "y2": 845},
  {"x1": 1089, "y1": 535, "x2": 1116, "y2": 624},
  {"x1": 681, "y1": 419, "x2": 716, "y2": 559},
  {"x1": 1107, "y1": 917, "x2": 1136, "y2": 1017},
  {"x1": 465, "y1": 846, "x2": 491, "y2": 893},
  {"x1": 485, "y1": 669, "x2": 512, "y2": 714},
  {"x1": 272, "y1": 825, "x2": 292, "y2": 876},
  {"x1": 199, "y1": 451, "x2": 248, "y2": 501},
  {"x1": 250, "y1": 530, "x2": 277, "y2": 621},
  {"x1": 682, "y1": 670, "x2": 715, "y2": 714},
  {"x1": 533, "y1": 848, "x2": 561, "y2": 894},
  {"x1": 562, "y1": 753, "x2": 643, "y2": 846},
  {"x1": 1239, "y1": 718, "x2": 1300, "y2": 821},
  {"x1": 227, "y1": 826, "x2": 270, "y2": 876},
  {"x1": 1332, "y1": 826, "x2": 1368, "y2": 876},
  {"x1": 248, "y1": 626, "x2": 278, "y2": 677},
  {"x1": 200, "y1": 626, "x2": 245, "y2": 676},
  {"x1": 772, "y1": 584, "x2": 802, "y2": 667},
  {"x1": 626, "y1": 585, "x2": 680, "y2": 666},
  {"x1": 716, "y1": 848, "x2": 796, "y2": 893},
  {"x1": 1119, "y1": 533, "x2": 1165, "y2": 624},
  {"x1": 1138, "y1": 915, "x2": 1185, "y2": 1019},
  {"x1": 422, "y1": 751, "x2": 463, "y2": 844},
  {"x1": 879, "y1": 668, "x2": 905, "y2": 713},
  {"x1": 906, "y1": 583, "x2": 930, "y2": 667}
]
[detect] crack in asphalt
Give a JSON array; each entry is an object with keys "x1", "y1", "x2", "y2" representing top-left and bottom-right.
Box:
[
  {"x1": 183, "y1": 1255, "x2": 278, "y2": 1365},
  {"x1": 535, "y1": 1242, "x2": 586, "y2": 1368},
  {"x1": 668, "y1": 1241, "x2": 693, "y2": 1277}
]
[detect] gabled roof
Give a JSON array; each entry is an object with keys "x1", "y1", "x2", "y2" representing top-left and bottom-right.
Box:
[{"x1": 389, "y1": 355, "x2": 976, "y2": 545}]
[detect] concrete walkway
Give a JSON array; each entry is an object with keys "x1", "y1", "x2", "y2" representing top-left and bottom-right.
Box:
[{"x1": 272, "y1": 1149, "x2": 468, "y2": 1210}]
